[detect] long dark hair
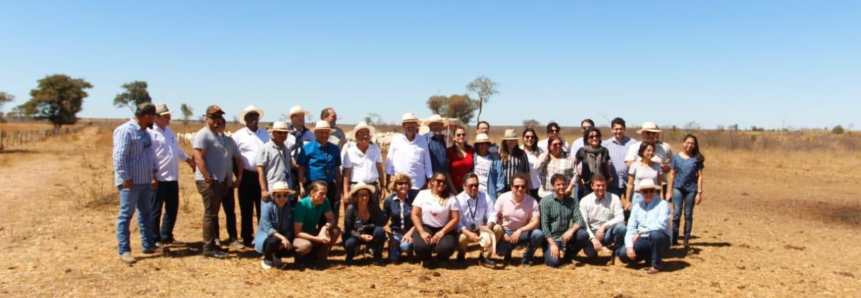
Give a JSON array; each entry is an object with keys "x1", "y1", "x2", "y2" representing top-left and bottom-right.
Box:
[
  {"x1": 448, "y1": 126, "x2": 471, "y2": 151},
  {"x1": 501, "y1": 138, "x2": 525, "y2": 163},
  {"x1": 683, "y1": 134, "x2": 706, "y2": 164},
  {"x1": 638, "y1": 141, "x2": 657, "y2": 160},
  {"x1": 547, "y1": 135, "x2": 567, "y2": 158},
  {"x1": 431, "y1": 172, "x2": 452, "y2": 199},
  {"x1": 582, "y1": 127, "x2": 603, "y2": 148},
  {"x1": 522, "y1": 128, "x2": 539, "y2": 156}
]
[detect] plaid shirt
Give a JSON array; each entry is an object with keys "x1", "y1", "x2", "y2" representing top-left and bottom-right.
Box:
[
  {"x1": 113, "y1": 119, "x2": 158, "y2": 186},
  {"x1": 539, "y1": 155, "x2": 577, "y2": 191}
]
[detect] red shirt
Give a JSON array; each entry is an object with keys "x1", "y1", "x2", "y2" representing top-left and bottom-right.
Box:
[{"x1": 447, "y1": 145, "x2": 475, "y2": 190}]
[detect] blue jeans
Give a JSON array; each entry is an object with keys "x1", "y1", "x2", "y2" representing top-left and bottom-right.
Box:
[
  {"x1": 615, "y1": 230, "x2": 670, "y2": 268},
  {"x1": 583, "y1": 224, "x2": 627, "y2": 258},
  {"x1": 496, "y1": 229, "x2": 544, "y2": 263},
  {"x1": 544, "y1": 228, "x2": 589, "y2": 267},
  {"x1": 672, "y1": 188, "x2": 697, "y2": 241},
  {"x1": 116, "y1": 184, "x2": 155, "y2": 255},
  {"x1": 388, "y1": 231, "x2": 414, "y2": 262}
]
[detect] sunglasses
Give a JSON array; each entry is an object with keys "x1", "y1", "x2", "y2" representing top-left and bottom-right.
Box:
[
  {"x1": 466, "y1": 184, "x2": 479, "y2": 189},
  {"x1": 640, "y1": 189, "x2": 656, "y2": 194},
  {"x1": 524, "y1": 135, "x2": 535, "y2": 139},
  {"x1": 644, "y1": 131, "x2": 658, "y2": 135},
  {"x1": 548, "y1": 129, "x2": 559, "y2": 133},
  {"x1": 396, "y1": 181, "x2": 409, "y2": 186},
  {"x1": 512, "y1": 185, "x2": 527, "y2": 190},
  {"x1": 551, "y1": 143, "x2": 562, "y2": 147},
  {"x1": 433, "y1": 179, "x2": 447, "y2": 184},
  {"x1": 455, "y1": 133, "x2": 466, "y2": 137},
  {"x1": 588, "y1": 135, "x2": 600, "y2": 139},
  {"x1": 273, "y1": 193, "x2": 289, "y2": 198}
]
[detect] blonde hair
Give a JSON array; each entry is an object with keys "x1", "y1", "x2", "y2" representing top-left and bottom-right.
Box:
[{"x1": 388, "y1": 173, "x2": 412, "y2": 192}]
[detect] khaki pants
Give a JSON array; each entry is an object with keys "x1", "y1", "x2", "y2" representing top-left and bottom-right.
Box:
[
  {"x1": 293, "y1": 226, "x2": 342, "y2": 261},
  {"x1": 457, "y1": 225, "x2": 504, "y2": 258}
]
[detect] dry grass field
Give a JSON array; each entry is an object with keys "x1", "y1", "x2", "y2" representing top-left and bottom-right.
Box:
[{"x1": 1, "y1": 124, "x2": 859, "y2": 297}]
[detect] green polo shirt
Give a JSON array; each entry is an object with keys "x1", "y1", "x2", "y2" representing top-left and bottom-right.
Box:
[{"x1": 293, "y1": 196, "x2": 332, "y2": 234}]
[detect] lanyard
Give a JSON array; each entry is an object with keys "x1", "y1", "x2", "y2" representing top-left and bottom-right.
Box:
[{"x1": 466, "y1": 197, "x2": 479, "y2": 230}]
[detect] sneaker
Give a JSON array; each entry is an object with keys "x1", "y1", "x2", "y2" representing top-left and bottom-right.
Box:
[
  {"x1": 229, "y1": 240, "x2": 245, "y2": 251},
  {"x1": 521, "y1": 259, "x2": 532, "y2": 268},
  {"x1": 203, "y1": 249, "x2": 228, "y2": 259},
  {"x1": 478, "y1": 255, "x2": 497, "y2": 269},
  {"x1": 142, "y1": 248, "x2": 157, "y2": 254},
  {"x1": 261, "y1": 260, "x2": 273, "y2": 269},
  {"x1": 155, "y1": 241, "x2": 163, "y2": 248},
  {"x1": 647, "y1": 267, "x2": 660, "y2": 274},
  {"x1": 120, "y1": 252, "x2": 136, "y2": 264},
  {"x1": 683, "y1": 239, "x2": 690, "y2": 249}
]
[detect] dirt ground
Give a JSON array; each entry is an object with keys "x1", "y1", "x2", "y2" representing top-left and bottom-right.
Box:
[{"x1": 0, "y1": 126, "x2": 859, "y2": 297}]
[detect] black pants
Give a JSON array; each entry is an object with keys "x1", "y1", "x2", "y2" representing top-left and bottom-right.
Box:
[
  {"x1": 151, "y1": 181, "x2": 179, "y2": 242},
  {"x1": 215, "y1": 186, "x2": 238, "y2": 241},
  {"x1": 238, "y1": 170, "x2": 262, "y2": 245},
  {"x1": 412, "y1": 225, "x2": 457, "y2": 262},
  {"x1": 263, "y1": 235, "x2": 293, "y2": 260},
  {"x1": 529, "y1": 188, "x2": 540, "y2": 201}
]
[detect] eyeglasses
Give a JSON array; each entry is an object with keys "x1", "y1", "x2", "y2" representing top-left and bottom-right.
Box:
[
  {"x1": 523, "y1": 135, "x2": 535, "y2": 139},
  {"x1": 512, "y1": 185, "x2": 527, "y2": 190},
  {"x1": 433, "y1": 179, "x2": 447, "y2": 184},
  {"x1": 395, "y1": 181, "x2": 409, "y2": 186},
  {"x1": 640, "y1": 189, "x2": 656, "y2": 194},
  {"x1": 588, "y1": 135, "x2": 600, "y2": 139},
  {"x1": 455, "y1": 133, "x2": 465, "y2": 137},
  {"x1": 466, "y1": 184, "x2": 479, "y2": 189},
  {"x1": 582, "y1": 126, "x2": 592, "y2": 130},
  {"x1": 644, "y1": 131, "x2": 658, "y2": 136},
  {"x1": 273, "y1": 193, "x2": 289, "y2": 198},
  {"x1": 551, "y1": 143, "x2": 562, "y2": 147},
  {"x1": 548, "y1": 129, "x2": 559, "y2": 133}
]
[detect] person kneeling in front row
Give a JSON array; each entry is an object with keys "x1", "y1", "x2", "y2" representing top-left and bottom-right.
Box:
[
  {"x1": 293, "y1": 181, "x2": 341, "y2": 269},
  {"x1": 615, "y1": 179, "x2": 671, "y2": 274},
  {"x1": 253, "y1": 181, "x2": 295, "y2": 269},
  {"x1": 540, "y1": 174, "x2": 590, "y2": 268},
  {"x1": 579, "y1": 174, "x2": 627, "y2": 262}
]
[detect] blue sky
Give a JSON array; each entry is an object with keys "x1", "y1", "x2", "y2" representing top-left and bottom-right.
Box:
[{"x1": 1, "y1": 1, "x2": 859, "y2": 130}]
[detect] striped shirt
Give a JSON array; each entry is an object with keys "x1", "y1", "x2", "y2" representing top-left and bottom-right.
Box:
[
  {"x1": 113, "y1": 119, "x2": 158, "y2": 186},
  {"x1": 502, "y1": 153, "x2": 530, "y2": 188},
  {"x1": 539, "y1": 194, "x2": 585, "y2": 241}
]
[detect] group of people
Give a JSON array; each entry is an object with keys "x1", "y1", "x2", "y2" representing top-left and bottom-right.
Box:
[{"x1": 113, "y1": 102, "x2": 705, "y2": 274}]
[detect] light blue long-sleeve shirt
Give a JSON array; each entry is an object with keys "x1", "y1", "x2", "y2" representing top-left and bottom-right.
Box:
[
  {"x1": 625, "y1": 198, "x2": 671, "y2": 248},
  {"x1": 113, "y1": 119, "x2": 158, "y2": 186}
]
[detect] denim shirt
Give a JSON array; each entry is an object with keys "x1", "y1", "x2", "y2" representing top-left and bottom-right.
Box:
[
  {"x1": 253, "y1": 201, "x2": 294, "y2": 253},
  {"x1": 625, "y1": 198, "x2": 671, "y2": 248},
  {"x1": 383, "y1": 194, "x2": 413, "y2": 233},
  {"x1": 424, "y1": 132, "x2": 449, "y2": 173},
  {"x1": 473, "y1": 152, "x2": 504, "y2": 202}
]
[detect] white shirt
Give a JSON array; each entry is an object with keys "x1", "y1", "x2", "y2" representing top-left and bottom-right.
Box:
[
  {"x1": 571, "y1": 137, "x2": 585, "y2": 154},
  {"x1": 147, "y1": 124, "x2": 189, "y2": 182},
  {"x1": 342, "y1": 142, "x2": 382, "y2": 183},
  {"x1": 521, "y1": 147, "x2": 541, "y2": 190},
  {"x1": 579, "y1": 192, "x2": 625, "y2": 239},
  {"x1": 231, "y1": 127, "x2": 271, "y2": 172},
  {"x1": 537, "y1": 138, "x2": 570, "y2": 154},
  {"x1": 413, "y1": 190, "x2": 459, "y2": 228},
  {"x1": 473, "y1": 154, "x2": 492, "y2": 193},
  {"x1": 454, "y1": 191, "x2": 497, "y2": 232},
  {"x1": 385, "y1": 133, "x2": 433, "y2": 190}
]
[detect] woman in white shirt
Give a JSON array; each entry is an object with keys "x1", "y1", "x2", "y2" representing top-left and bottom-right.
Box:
[
  {"x1": 342, "y1": 122, "x2": 385, "y2": 203},
  {"x1": 521, "y1": 128, "x2": 542, "y2": 200},
  {"x1": 411, "y1": 172, "x2": 461, "y2": 268}
]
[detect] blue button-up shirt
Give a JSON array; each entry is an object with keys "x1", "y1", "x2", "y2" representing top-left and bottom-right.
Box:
[
  {"x1": 603, "y1": 136, "x2": 636, "y2": 189},
  {"x1": 625, "y1": 197, "x2": 671, "y2": 248},
  {"x1": 383, "y1": 194, "x2": 414, "y2": 232},
  {"x1": 424, "y1": 132, "x2": 448, "y2": 174},
  {"x1": 297, "y1": 140, "x2": 341, "y2": 182},
  {"x1": 113, "y1": 119, "x2": 158, "y2": 186}
]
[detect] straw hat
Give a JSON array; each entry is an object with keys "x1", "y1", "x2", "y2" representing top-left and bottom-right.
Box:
[
  {"x1": 635, "y1": 179, "x2": 660, "y2": 192},
  {"x1": 311, "y1": 120, "x2": 335, "y2": 133},
  {"x1": 288, "y1": 105, "x2": 310, "y2": 118},
  {"x1": 154, "y1": 103, "x2": 170, "y2": 116},
  {"x1": 348, "y1": 182, "x2": 377, "y2": 198},
  {"x1": 400, "y1": 112, "x2": 420, "y2": 125},
  {"x1": 501, "y1": 129, "x2": 518, "y2": 141},
  {"x1": 237, "y1": 105, "x2": 265, "y2": 125},
  {"x1": 478, "y1": 226, "x2": 497, "y2": 255},
  {"x1": 271, "y1": 121, "x2": 290, "y2": 132},
  {"x1": 474, "y1": 133, "x2": 492, "y2": 144},
  {"x1": 636, "y1": 122, "x2": 662, "y2": 134},
  {"x1": 352, "y1": 121, "x2": 376, "y2": 137},
  {"x1": 425, "y1": 114, "x2": 444, "y2": 125},
  {"x1": 270, "y1": 181, "x2": 295, "y2": 194}
]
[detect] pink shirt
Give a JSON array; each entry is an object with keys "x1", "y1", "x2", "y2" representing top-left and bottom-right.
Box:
[{"x1": 493, "y1": 192, "x2": 540, "y2": 231}]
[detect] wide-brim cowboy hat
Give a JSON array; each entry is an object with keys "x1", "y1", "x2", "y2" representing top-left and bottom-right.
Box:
[
  {"x1": 474, "y1": 133, "x2": 492, "y2": 144},
  {"x1": 423, "y1": 114, "x2": 445, "y2": 125},
  {"x1": 237, "y1": 105, "x2": 265, "y2": 125},
  {"x1": 348, "y1": 182, "x2": 377, "y2": 198},
  {"x1": 271, "y1": 121, "x2": 291, "y2": 133},
  {"x1": 635, "y1": 179, "x2": 661, "y2": 192},
  {"x1": 311, "y1": 120, "x2": 336, "y2": 133},
  {"x1": 501, "y1": 129, "x2": 518, "y2": 141},
  {"x1": 636, "y1": 121, "x2": 662, "y2": 134},
  {"x1": 288, "y1": 105, "x2": 310, "y2": 118},
  {"x1": 478, "y1": 226, "x2": 497, "y2": 255},
  {"x1": 400, "y1": 112, "x2": 420, "y2": 125},
  {"x1": 352, "y1": 121, "x2": 376, "y2": 137},
  {"x1": 271, "y1": 181, "x2": 296, "y2": 194}
]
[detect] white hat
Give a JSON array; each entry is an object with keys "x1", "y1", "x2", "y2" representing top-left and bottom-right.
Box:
[
  {"x1": 637, "y1": 122, "x2": 662, "y2": 134},
  {"x1": 478, "y1": 226, "x2": 497, "y2": 255},
  {"x1": 348, "y1": 182, "x2": 377, "y2": 198},
  {"x1": 352, "y1": 121, "x2": 376, "y2": 137},
  {"x1": 425, "y1": 114, "x2": 444, "y2": 125},
  {"x1": 636, "y1": 179, "x2": 661, "y2": 192},
  {"x1": 311, "y1": 120, "x2": 335, "y2": 133},
  {"x1": 237, "y1": 105, "x2": 265, "y2": 125},
  {"x1": 474, "y1": 133, "x2": 492, "y2": 144},
  {"x1": 502, "y1": 129, "x2": 518, "y2": 141},
  {"x1": 400, "y1": 112, "x2": 419, "y2": 125},
  {"x1": 288, "y1": 105, "x2": 310, "y2": 118},
  {"x1": 154, "y1": 103, "x2": 170, "y2": 116},
  {"x1": 271, "y1": 121, "x2": 290, "y2": 132},
  {"x1": 271, "y1": 181, "x2": 295, "y2": 194}
]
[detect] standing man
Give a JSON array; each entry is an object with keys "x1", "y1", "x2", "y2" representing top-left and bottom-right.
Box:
[
  {"x1": 424, "y1": 114, "x2": 448, "y2": 176},
  {"x1": 537, "y1": 122, "x2": 570, "y2": 154},
  {"x1": 193, "y1": 105, "x2": 230, "y2": 259},
  {"x1": 385, "y1": 113, "x2": 433, "y2": 199},
  {"x1": 320, "y1": 107, "x2": 346, "y2": 148},
  {"x1": 625, "y1": 122, "x2": 673, "y2": 193},
  {"x1": 602, "y1": 117, "x2": 636, "y2": 198},
  {"x1": 147, "y1": 103, "x2": 195, "y2": 248},
  {"x1": 257, "y1": 121, "x2": 293, "y2": 204},
  {"x1": 287, "y1": 105, "x2": 313, "y2": 191},
  {"x1": 113, "y1": 102, "x2": 159, "y2": 264},
  {"x1": 297, "y1": 121, "x2": 342, "y2": 229},
  {"x1": 232, "y1": 105, "x2": 270, "y2": 248},
  {"x1": 215, "y1": 117, "x2": 244, "y2": 250}
]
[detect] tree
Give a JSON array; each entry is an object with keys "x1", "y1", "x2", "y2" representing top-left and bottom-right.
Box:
[
  {"x1": 180, "y1": 103, "x2": 194, "y2": 126},
  {"x1": 113, "y1": 81, "x2": 152, "y2": 113},
  {"x1": 364, "y1": 113, "x2": 384, "y2": 126},
  {"x1": 523, "y1": 119, "x2": 541, "y2": 129},
  {"x1": 832, "y1": 125, "x2": 845, "y2": 134},
  {"x1": 0, "y1": 92, "x2": 14, "y2": 121},
  {"x1": 424, "y1": 94, "x2": 479, "y2": 124},
  {"x1": 466, "y1": 76, "x2": 499, "y2": 123},
  {"x1": 16, "y1": 74, "x2": 93, "y2": 129}
]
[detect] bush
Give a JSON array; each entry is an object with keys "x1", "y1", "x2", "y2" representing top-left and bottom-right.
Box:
[{"x1": 832, "y1": 125, "x2": 845, "y2": 134}]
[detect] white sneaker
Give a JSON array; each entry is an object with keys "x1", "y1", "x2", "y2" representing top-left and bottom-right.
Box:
[{"x1": 261, "y1": 260, "x2": 273, "y2": 270}]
